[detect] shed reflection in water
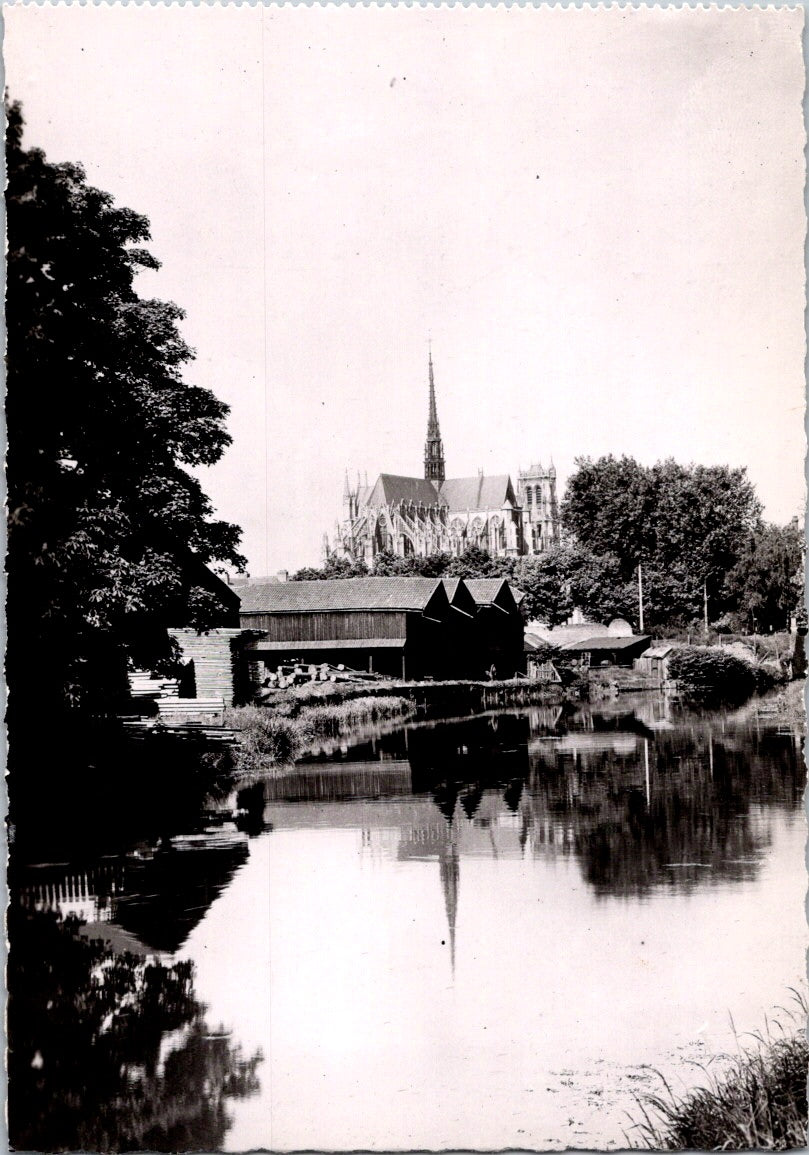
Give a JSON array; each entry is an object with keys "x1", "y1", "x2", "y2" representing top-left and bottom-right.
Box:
[
  {"x1": 272, "y1": 699, "x2": 802, "y2": 900},
  {"x1": 10, "y1": 698, "x2": 805, "y2": 1152}
]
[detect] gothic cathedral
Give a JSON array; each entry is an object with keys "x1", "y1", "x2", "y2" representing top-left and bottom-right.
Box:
[{"x1": 331, "y1": 353, "x2": 559, "y2": 563}]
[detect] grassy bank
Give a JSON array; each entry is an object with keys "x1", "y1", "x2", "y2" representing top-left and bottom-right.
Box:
[
  {"x1": 756, "y1": 679, "x2": 805, "y2": 729},
  {"x1": 223, "y1": 695, "x2": 415, "y2": 775},
  {"x1": 255, "y1": 675, "x2": 568, "y2": 717},
  {"x1": 631, "y1": 1000, "x2": 808, "y2": 1149},
  {"x1": 225, "y1": 676, "x2": 569, "y2": 774}
]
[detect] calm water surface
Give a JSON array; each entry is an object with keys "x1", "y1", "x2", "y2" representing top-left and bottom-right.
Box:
[{"x1": 13, "y1": 696, "x2": 806, "y2": 1151}]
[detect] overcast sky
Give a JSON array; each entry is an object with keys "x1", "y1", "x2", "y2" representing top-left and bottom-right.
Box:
[{"x1": 5, "y1": 5, "x2": 806, "y2": 575}]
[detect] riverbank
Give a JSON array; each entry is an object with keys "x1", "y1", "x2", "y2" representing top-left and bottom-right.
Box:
[
  {"x1": 630, "y1": 997, "x2": 807, "y2": 1149},
  {"x1": 258, "y1": 674, "x2": 569, "y2": 719},
  {"x1": 756, "y1": 678, "x2": 805, "y2": 728},
  {"x1": 225, "y1": 677, "x2": 570, "y2": 775}
]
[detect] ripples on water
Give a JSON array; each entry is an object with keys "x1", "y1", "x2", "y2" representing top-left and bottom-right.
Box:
[{"x1": 9, "y1": 695, "x2": 806, "y2": 1151}]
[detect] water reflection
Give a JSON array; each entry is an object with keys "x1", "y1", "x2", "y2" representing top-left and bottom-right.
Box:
[
  {"x1": 8, "y1": 906, "x2": 261, "y2": 1153},
  {"x1": 268, "y1": 699, "x2": 803, "y2": 901},
  {"x1": 9, "y1": 697, "x2": 804, "y2": 1152},
  {"x1": 16, "y1": 834, "x2": 250, "y2": 955}
]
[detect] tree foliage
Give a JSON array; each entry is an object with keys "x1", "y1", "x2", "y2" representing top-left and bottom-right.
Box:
[
  {"x1": 294, "y1": 546, "x2": 517, "y2": 582},
  {"x1": 6, "y1": 102, "x2": 245, "y2": 712},
  {"x1": 291, "y1": 555, "x2": 369, "y2": 581},
  {"x1": 722, "y1": 519, "x2": 804, "y2": 634},
  {"x1": 560, "y1": 455, "x2": 773, "y2": 629}
]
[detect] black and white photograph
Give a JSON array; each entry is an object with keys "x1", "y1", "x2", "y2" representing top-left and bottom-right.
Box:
[{"x1": 4, "y1": 4, "x2": 807, "y2": 1151}]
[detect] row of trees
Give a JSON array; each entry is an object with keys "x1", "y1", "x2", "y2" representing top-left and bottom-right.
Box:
[
  {"x1": 291, "y1": 543, "x2": 516, "y2": 583},
  {"x1": 296, "y1": 458, "x2": 802, "y2": 634}
]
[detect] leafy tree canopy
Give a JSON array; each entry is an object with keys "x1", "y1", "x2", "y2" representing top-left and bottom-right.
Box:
[
  {"x1": 560, "y1": 455, "x2": 773, "y2": 629},
  {"x1": 293, "y1": 546, "x2": 516, "y2": 582},
  {"x1": 562, "y1": 455, "x2": 762, "y2": 582},
  {"x1": 6, "y1": 102, "x2": 245, "y2": 712},
  {"x1": 722, "y1": 518, "x2": 804, "y2": 634},
  {"x1": 291, "y1": 555, "x2": 369, "y2": 581}
]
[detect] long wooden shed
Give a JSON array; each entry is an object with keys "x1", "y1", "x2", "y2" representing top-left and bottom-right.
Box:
[{"x1": 238, "y1": 576, "x2": 481, "y2": 680}]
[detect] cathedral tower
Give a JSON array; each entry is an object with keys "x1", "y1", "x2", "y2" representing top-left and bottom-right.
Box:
[{"x1": 424, "y1": 349, "x2": 446, "y2": 483}]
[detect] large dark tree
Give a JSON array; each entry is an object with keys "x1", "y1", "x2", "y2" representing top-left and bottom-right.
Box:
[
  {"x1": 722, "y1": 519, "x2": 804, "y2": 634},
  {"x1": 6, "y1": 102, "x2": 245, "y2": 715},
  {"x1": 561, "y1": 455, "x2": 765, "y2": 628}
]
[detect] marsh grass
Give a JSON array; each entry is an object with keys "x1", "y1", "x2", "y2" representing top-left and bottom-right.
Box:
[
  {"x1": 223, "y1": 706, "x2": 306, "y2": 773},
  {"x1": 629, "y1": 993, "x2": 808, "y2": 1150},
  {"x1": 224, "y1": 696, "x2": 415, "y2": 774},
  {"x1": 300, "y1": 695, "x2": 413, "y2": 739}
]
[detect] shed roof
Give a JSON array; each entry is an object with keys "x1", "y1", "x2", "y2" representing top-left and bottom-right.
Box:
[
  {"x1": 644, "y1": 645, "x2": 674, "y2": 659},
  {"x1": 238, "y1": 576, "x2": 448, "y2": 614},
  {"x1": 524, "y1": 632, "x2": 551, "y2": 651},
  {"x1": 562, "y1": 634, "x2": 651, "y2": 652},
  {"x1": 442, "y1": 577, "x2": 521, "y2": 613}
]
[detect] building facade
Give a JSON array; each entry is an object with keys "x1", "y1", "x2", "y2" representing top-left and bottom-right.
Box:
[
  {"x1": 238, "y1": 574, "x2": 526, "y2": 681},
  {"x1": 332, "y1": 353, "x2": 560, "y2": 563}
]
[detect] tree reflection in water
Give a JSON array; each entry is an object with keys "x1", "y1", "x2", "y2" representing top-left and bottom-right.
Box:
[
  {"x1": 520, "y1": 718, "x2": 803, "y2": 897},
  {"x1": 8, "y1": 906, "x2": 261, "y2": 1153}
]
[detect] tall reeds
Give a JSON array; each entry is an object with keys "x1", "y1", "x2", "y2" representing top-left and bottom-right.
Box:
[
  {"x1": 630, "y1": 994, "x2": 808, "y2": 1150},
  {"x1": 224, "y1": 696, "x2": 414, "y2": 775}
]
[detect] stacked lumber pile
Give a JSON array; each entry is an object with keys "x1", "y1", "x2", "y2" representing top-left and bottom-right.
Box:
[
  {"x1": 129, "y1": 672, "x2": 179, "y2": 699},
  {"x1": 168, "y1": 628, "x2": 243, "y2": 705}
]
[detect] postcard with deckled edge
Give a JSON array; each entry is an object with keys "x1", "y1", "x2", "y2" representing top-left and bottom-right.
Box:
[{"x1": 3, "y1": 4, "x2": 807, "y2": 1152}]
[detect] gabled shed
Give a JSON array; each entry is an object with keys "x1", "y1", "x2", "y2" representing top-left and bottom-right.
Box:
[
  {"x1": 443, "y1": 577, "x2": 525, "y2": 678},
  {"x1": 238, "y1": 576, "x2": 480, "y2": 680},
  {"x1": 634, "y1": 644, "x2": 674, "y2": 681}
]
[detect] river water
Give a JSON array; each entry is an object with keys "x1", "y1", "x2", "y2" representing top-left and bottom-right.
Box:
[{"x1": 11, "y1": 695, "x2": 806, "y2": 1151}]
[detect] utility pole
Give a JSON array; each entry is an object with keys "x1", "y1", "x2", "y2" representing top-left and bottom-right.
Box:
[
  {"x1": 703, "y1": 580, "x2": 709, "y2": 638},
  {"x1": 638, "y1": 563, "x2": 645, "y2": 632}
]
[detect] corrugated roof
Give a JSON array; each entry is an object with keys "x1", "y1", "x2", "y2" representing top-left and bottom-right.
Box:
[
  {"x1": 439, "y1": 475, "x2": 516, "y2": 511},
  {"x1": 238, "y1": 576, "x2": 447, "y2": 613},
  {"x1": 562, "y1": 635, "x2": 651, "y2": 652},
  {"x1": 524, "y1": 632, "x2": 552, "y2": 651},
  {"x1": 365, "y1": 474, "x2": 446, "y2": 507}
]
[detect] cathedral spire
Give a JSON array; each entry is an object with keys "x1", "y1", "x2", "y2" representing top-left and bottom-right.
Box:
[{"x1": 424, "y1": 344, "x2": 446, "y2": 483}]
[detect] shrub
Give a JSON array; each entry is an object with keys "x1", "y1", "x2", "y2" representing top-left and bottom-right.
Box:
[
  {"x1": 224, "y1": 706, "x2": 308, "y2": 772},
  {"x1": 668, "y1": 647, "x2": 757, "y2": 705}
]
